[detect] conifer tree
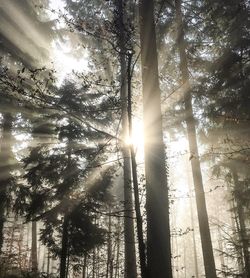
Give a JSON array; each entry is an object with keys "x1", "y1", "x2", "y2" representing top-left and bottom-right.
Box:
[
  {"x1": 139, "y1": 0, "x2": 172, "y2": 277},
  {"x1": 114, "y1": 1, "x2": 137, "y2": 277},
  {"x1": 175, "y1": 0, "x2": 217, "y2": 277},
  {"x1": 0, "y1": 113, "x2": 15, "y2": 253}
]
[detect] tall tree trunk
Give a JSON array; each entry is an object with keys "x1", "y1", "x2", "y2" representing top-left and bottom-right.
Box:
[
  {"x1": 229, "y1": 194, "x2": 244, "y2": 274},
  {"x1": 114, "y1": 218, "x2": 121, "y2": 278},
  {"x1": 127, "y1": 53, "x2": 147, "y2": 278},
  {"x1": 60, "y1": 215, "x2": 69, "y2": 278},
  {"x1": 31, "y1": 221, "x2": 38, "y2": 272},
  {"x1": 217, "y1": 225, "x2": 226, "y2": 277},
  {"x1": 106, "y1": 208, "x2": 113, "y2": 278},
  {"x1": 139, "y1": 0, "x2": 172, "y2": 277},
  {"x1": 172, "y1": 207, "x2": 179, "y2": 278},
  {"x1": 47, "y1": 249, "x2": 50, "y2": 276},
  {"x1": 231, "y1": 169, "x2": 250, "y2": 278},
  {"x1": 18, "y1": 221, "x2": 24, "y2": 270},
  {"x1": 82, "y1": 254, "x2": 87, "y2": 278},
  {"x1": 190, "y1": 196, "x2": 199, "y2": 278},
  {"x1": 115, "y1": 1, "x2": 137, "y2": 277},
  {"x1": 175, "y1": 0, "x2": 217, "y2": 277},
  {"x1": 0, "y1": 112, "x2": 13, "y2": 253},
  {"x1": 8, "y1": 216, "x2": 17, "y2": 256},
  {"x1": 183, "y1": 240, "x2": 187, "y2": 278},
  {"x1": 92, "y1": 247, "x2": 96, "y2": 278},
  {"x1": 96, "y1": 247, "x2": 100, "y2": 278},
  {"x1": 187, "y1": 156, "x2": 199, "y2": 277},
  {"x1": 66, "y1": 252, "x2": 70, "y2": 278}
]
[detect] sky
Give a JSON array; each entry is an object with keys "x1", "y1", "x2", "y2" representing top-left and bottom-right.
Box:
[{"x1": 48, "y1": 0, "x2": 89, "y2": 84}]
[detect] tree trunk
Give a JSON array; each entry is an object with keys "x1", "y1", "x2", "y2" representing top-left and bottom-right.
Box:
[
  {"x1": 127, "y1": 53, "x2": 147, "y2": 278},
  {"x1": 114, "y1": 218, "x2": 121, "y2": 278},
  {"x1": 8, "y1": 216, "x2": 17, "y2": 256},
  {"x1": 82, "y1": 254, "x2": 87, "y2": 278},
  {"x1": 60, "y1": 215, "x2": 69, "y2": 278},
  {"x1": 172, "y1": 207, "x2": 179, "y2": 278},
  {"x1": 31, "y1": 221, "x2": 38, "y2": 272},
  {"x1": 187, "y1": 156, "x2": 199, "y2": 277},
  {"x1": 18, "y1": 221, "x2": 24, "y2": 270},
  {"x1": 0, "y1": 112, "x2": 13, "y2": 253},
  {"x1": 92, "y1": 247, "x2": 95, "y2": 278},
  {"x1": 106, "y1": 208, "x2": 113, "y2": 278},
  {"x1": 183, "y1": 241, "x2": 187, "y2": 278},
  {"x1": 115, "y1": 1, "x2": 137, "y2": 278},
  {"x1": 226, "y1": 178, "x2": 244, "y2": 274},
  {"x1": 190, "y1": 196, "x2": 199, "y2": 278},
  {"x1": 25, "y1": 223, "x2": 31, "y2": 269},
  {"x1": 139, "y1": 0, "x2": 172, "y2": 277},
  {"x1": 66, "y1": 252, "x2": 70, "y2": 278},
  {"x1": 231, "y1": 169, "x2": 250, "y2": 278},
  {"x1": 175, "y1": 0, "x2": 217, "y2": 277},
  {"x1": 47, "y1": 249, "x2": 50, "y2": 276},
  {"x1": 122, "y1": 144, "x2": 137, "y2": 278},
  {"x1": 217, "y1": 225, "x2": 226, "y2": 277}
]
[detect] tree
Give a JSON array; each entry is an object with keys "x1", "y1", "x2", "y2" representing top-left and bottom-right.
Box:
[
  {"x1": 114, "y1": 1, "x2": 137, "y2": 277},
  {"x1": 31, "y1": 221, "x2": 38, "y2": 272},
  {"x1": 175, "y1": 0, "x2": 217, "y2": 277},
  {"x1": 191, "y1": 1, "x2": 250, "y2": 275},
  {"x1": 0, "y1": 113, "x2": 15, "y2": 253},
  {"x1": 0, "y1": 0, "x2": 56, "y2": 257},
  {"x1": 139, "y1": 0, "x2": 172, "y2": 277},
  {"x1": 10, "y1": 79, "x2": 117, "y2": 276},
  {"x1": 63, "y1": 1, "x2": 141, "y2": 276}
]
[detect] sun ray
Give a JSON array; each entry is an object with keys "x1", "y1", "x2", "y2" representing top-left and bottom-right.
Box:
[{"x1": 124, "y1": 117, "x2": 145, "y2": 161}]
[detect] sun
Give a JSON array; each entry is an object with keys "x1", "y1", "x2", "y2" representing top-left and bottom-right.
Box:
[{"x1": 124, "y1": 118, "x2": 145, "y2": 161}]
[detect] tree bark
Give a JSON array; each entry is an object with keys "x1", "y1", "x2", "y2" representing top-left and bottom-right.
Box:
[
  {"x1": 190, "y1": 195, "x2": 199, "y2": 278},
  {"x1": 82, "y1": 254, "x2": 87, "y2": 278},
  {"x1": 114, "y1": 218, "x2": 121, "y2": 278},
  {"x1": 47, "y1": 249, "x2": 50, "y2": 276},
  {"x1": 115, "y1": 1, "x2": 137, "y2": 278},
  {"x1": 175, "y1": 0, "x2": 217, "y2": 277},
  {"x1": 106, "y1": 207, "x2": 113, "y2": 278},
  {"x1": 139, "y1": 0, "x2": 173, "y2": 277},
  {"x1": 31, "y1": 221, "x2": 38, "y2": 272},
  {"x1": 231, "y1": 169, "x2": 250, "y2": 278},
  {"x1": 127, "y1": 53, "x2": 147, "y2": 278},
  {"x1": 66, "y1": 251, "x2": 70, "y2": 278},
  {"x1": 217, "y1": 225, "x2": 226, "y2": 277},
  {"x1": 60, "y1": 215, "x2": 69, "y2": 278},
  {"x1": 92, "y1": 247, "x2": 96, "y2": 278},
  {"x1": 8, "y1": 216, "x2": 17, "y2": 256},
  {"x1": 0, "y1": 112, "x2": 13, "y2": 253},
  {"x1": 187, "y1": 156, "x2": 199, "y2": 277}
]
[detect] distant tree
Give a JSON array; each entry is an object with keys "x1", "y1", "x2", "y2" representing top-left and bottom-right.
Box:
[
  {"x1": 156, "y1": 0, "x2": 249, "y2": 275},
  {"x1": 194, "y1": 1, "x2": 250, "y2": 276},
  {"x1": 0, "y1": 113, "x2": 15, "y2": 253},
  {"x1": 174, "y1": 0, "x2": 217, "y2": 277},
  {"x1": 0, "y1": 0, "x2": 57, "y2": 257}
]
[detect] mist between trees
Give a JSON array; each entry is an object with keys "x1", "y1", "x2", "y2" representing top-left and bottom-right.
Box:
[{"x1": 0, "y1": 0, "x2": 249, "y2": 277}]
